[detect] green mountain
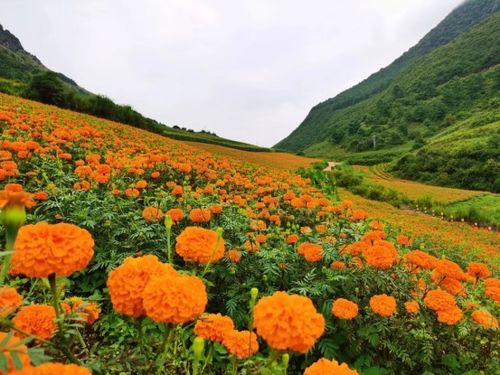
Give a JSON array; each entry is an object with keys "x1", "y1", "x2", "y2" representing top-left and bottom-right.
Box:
[
  {"x1": 0, "y1": 23, "x2": 268, "y2": 152},
  {"x1": 275, "y1": 0, "x2": 500, "y2": 191}
]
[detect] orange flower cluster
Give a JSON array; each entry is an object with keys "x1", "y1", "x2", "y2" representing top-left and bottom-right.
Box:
[
  {"x1": 12, "y1": 304, "x2": 57, "y2": 340},
  {"x1": 142, "y1": 207, "x2": 164, "y2": 222},
  {"x1": 423, "y1": 290, "x2": 463, "y2": 325},
  {"x1": 404, "y1": 301, "x2": 420, "y2": 314},
  {"x1": 166, "y1": 208, "x2": 184, "y2": 223},
  {"x1": 297, "y1": 242, "x2": 323, "y2": 262},
  {"x1": 363, "y1": 240, "x2": 399, "y2": 269},
  {"x1": 403, "y1": 250, "x2": 438, "y2": 270},
  {"x1": 369, "y1": 294, "x2": 397, "y2": 317},
  {"x1": 142, "y1": 273, "x2": 207, "y2": 324},
  {"x1": 175, "y1": 226, "x2": 225, "y2": 263},
  {"x1": 222, "y1": 330, "x2": 259, "y2": 359},
  {"x1": 484, "y1": 278, "x2": 500, "y2": 304},
  {"x1": 0, "y1": 331, "x2": 31, "y2": 373},
  {"x1": 253, "y1": 291, "x2": 325, "y2": 353},
  {"x1": 11, "y1": 363, "x2": 91, "y2": 375},
  {"x1": 331, "y1": 298, "x2": 359, "y2": 320},
  {"x1": 466, "y1": 262, "x2": 491, "y2": 279},
  {"x1": 227, "y1": 249, "x2": 241, "y2": 263},
  {"x1": 10, "y1": 223, "x2": 94, "y2": 277},
  {"x1": 61, "y1": 297, "x2": 100, "y2": 325},
  {"x1": 304, "y1": 358, "x2": 359, "y2": 375},
  {"x1": 189, "y1": 208, "x2": 212, "y2": 223},
  {"x1": 435, "y1": 259, "x2": 467, "y2": 281},
  {"x1": 471, "y1": 310, "x2": 498, "y2": 329},
  {"x1": 194, "y1": 313, "x2": 234, "y2": 343},
  {"x1": 0, "y1": 287, "x2": 22, "y2": 316},
  {"x1": 0, "y1": 183, "x2": 36, "y2": 209},
  {"x1": 107, "y1": 255, "x2": 176, "y2": 317}
]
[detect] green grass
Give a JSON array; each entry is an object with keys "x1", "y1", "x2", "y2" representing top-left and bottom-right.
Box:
[{"x1": 439, "y1": 194, "x2": 500, "y2": 227}]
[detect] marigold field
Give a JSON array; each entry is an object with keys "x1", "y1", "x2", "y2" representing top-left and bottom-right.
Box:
[{"x1": 0, "y1": 93, "x2": 498, "y2": 374}]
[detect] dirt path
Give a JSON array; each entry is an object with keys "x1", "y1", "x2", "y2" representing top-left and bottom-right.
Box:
[{"x1": 323, "y1": 161, "x2": 342, "y2": 172}]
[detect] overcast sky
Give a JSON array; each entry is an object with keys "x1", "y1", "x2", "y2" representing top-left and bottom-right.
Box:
[{"x1": 1, "y1": 0, "x2": 463, "y2": 146}]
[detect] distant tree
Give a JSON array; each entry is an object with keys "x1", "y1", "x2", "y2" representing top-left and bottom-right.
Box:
[{"x1": 26, "y1": 71, "x2": 65, "y2": 106}]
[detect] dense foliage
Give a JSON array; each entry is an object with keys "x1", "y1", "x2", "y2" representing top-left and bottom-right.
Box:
[{"x1": 0, "y1": 95, "x2": 498, "y2": 374}]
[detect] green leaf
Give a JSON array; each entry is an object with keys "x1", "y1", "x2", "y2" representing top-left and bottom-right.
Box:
[
  {"x1": 442, "y1": 353, "x2": 460, "y2": 369},
  {"x1": 0, "y1": 353, "x2": 8, "y2": 374},
  {"x1": 10, "y1": 351, "x2": 23, "y2": 370}
]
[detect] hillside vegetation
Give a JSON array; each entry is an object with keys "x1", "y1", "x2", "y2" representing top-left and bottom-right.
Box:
[{"x1": 276, "y1": 0, "x2": 500, "y2": 191}]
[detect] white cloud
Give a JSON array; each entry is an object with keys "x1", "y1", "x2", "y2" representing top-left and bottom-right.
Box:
[{"x1": 0, "y1": 0, "x2": 462, "y2": 146}]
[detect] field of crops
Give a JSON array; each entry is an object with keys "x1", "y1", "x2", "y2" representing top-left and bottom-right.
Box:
[
  {"x1": 0, "y1": 93, "x2": 498, "y2": 374},
  {"x1": 353, "y1": 165, "x2": 483, "y2": 204}
]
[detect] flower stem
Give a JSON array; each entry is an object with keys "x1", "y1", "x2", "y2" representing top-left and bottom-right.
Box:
[
  {"x1": 0, "y1": 222, "x2": 18, "y2": 285},
  {"x1": 48, "y1": 274, "x2": 60, "y2": 318}
]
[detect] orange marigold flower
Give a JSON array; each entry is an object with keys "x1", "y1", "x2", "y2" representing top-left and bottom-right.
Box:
[
  {"x1": 286, "y1": 234, "x2": 299, "y2": 244},
  {"x1": 222, "y1": 330, "x2": 259, "y2": 359},
  {"x1": 396, "y1": 234, "x2": 412, "y2": 247},
  {"x1": 61, "y1": 297, "x2": 100, "y2": 325},
  {"x1": 0, "y1": 183, "x2": 35, "y2": 209},
  {"x1": 435, "y1": 259, "x2": 466, "y2": 281},
  {"x1": 142, "y1": 273, "x2": 207, "y2": 324},
  {"x1": 0, "y1": 331, "x2": 31, "y2": 373},
  {"x1": 244, "y1": 240, "x2": 260, "y2": 253},
  {"x1": 423, "y1": 289, "x2": 456, "y2": 312},
  {"x1": 363, "y1": 241, "x2": 399, "y2": 269},
  {"x1": 10, "y1": 223, "x2": 94, "y2": 278},
  {"x1": 403, "y1": 250, "x2": 438, "y2": 270},
  {"x1": 142, "y1": 207, "x2": 164, "y2": 222},
  {"x1": 194, "y1": 313, "x2": 234, "y2": 343},
  {"x1": 33, "y1": 191, "x2": 48, "y2": 201},
  {"x1": 189, "y1": 208, "x2": 212, "y2": 223},
  {"x1": 12, "y1": 304, "x2": 57, "y2": 340},
  {"x1": 107, "y1": 255, "x2": 177, "y2": 317},
  {"x1": 125, "y1": 188, "x2": 140, "y2": 198},
  {"x1": 227, "y1": 249, "x2": 241, "y2": 263},
  {"x1": 175, "y1": 227, "x2": 225, "y2": 263},
  {"x1": 361, "y1": 230, "x2": 387, "y2": 245},
  {"x1": 404, "y1": 301, "x2": 420, "y2": 314},
  {"x1": 209, "y1": 204, "x2": 223, "y2": 214},
  {"x1": 484, "y1": 278, "x2": 500, "y2": 303},
  {"x1": 350, "y1": 209, "x2": 367, "y2": 221},
  {"x1": 369, "y1": 294, "x2": 397, "y2": 317},
  {"x1": 253, "y1": 291, "x2": 325, "y2": 353},
  {"x1": 166, "y1": 208, "x2": 184, "y2": 223},
  {"x1": 330, "y1": 261, "x2": 345, "y2": 270},
  {"x1": 369, "y1": 220, "x2": 384, "y2": 231},
  {"x1": 467, "y1": 262, "x2": 491, "y2": 279},
  {"x1": 11, "y1": 362, "x2": 91, "y2": 375},
  {"x1": 436, "y1": 306, "x2": 463, "y2": 325},
  {"x1": 304, "y1": 358, "x2": 359, "y2": 375},
  {"x1": 341, "y1": 241, "x2": 369, "y2": 256},
  {"x1": 136, "y1": 180, "x2": 148, "y2": 189},
  {"x1": 0, "y1": 287, "x2": 22, "y2": 316},
  {"x1": 432, "y1": 271, "x2": 463, "y2": 295},
  {"x1": 297, "y1": 242, "x2": 323, "y2": 262},
  {"x1": 471, "y1": 310, "x2": 498, "y2": 329},
  {"x1": 331, "y1": 298, "x2": 358, "y2": 320}
]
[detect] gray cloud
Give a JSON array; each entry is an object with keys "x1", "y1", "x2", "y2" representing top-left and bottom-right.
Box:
[{"x1": 1, "y1": 0, "x2": 462, "y2": 146}]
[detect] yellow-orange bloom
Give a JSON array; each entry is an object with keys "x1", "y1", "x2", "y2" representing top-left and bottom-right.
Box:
[
  {"x1": 0, "y1": 183, "x2": 35, "y2": 209},
  {"x1": 369, "y1": 294, "x2": 397, "y2": 317},
  {"x1": 194, "y1": 313, "x2": 234, "y2": 343},
  {"x1": 423, "y1": 290, "x2": 456, "y2": 312},
  {"x1": 435, "y1": 259, "x2": 466, "y2": 281},
  {"x1": 166, "y1": 208, "x2": 184, "y2": 223},
  {"x1": 12, "y1": 305, "x2": 57, "y2": 340},
  {"x1": 331, "y1": 298, "x2": 358, "y2": 320},
  {"x1": 471, "y1": 310, "x2": 498, "y2": 329},
  {"x1": 10, "y1": 223, "x2": 94, "y2": 278},
  {"x1": 222, "y1": 330, "x2": 259, "y2": 359},
  {"x1": 142, "y1": 207, "x2": 164, "y2": 222},
  {"x1": 363, "y1": 241, "x2": 399, "y2": 269},
  {"x1": 142, "y1": 273, "x2": 207, "y2": 324},
  {"x1": 253, "y1": 291, "x2": 325, "y2": 353},
  {"x1": 467, "y1": 262, "x2": 491, "y2": 279},
  {"x1": 297, "y1": 243, "x2": 323, "y2": 262},
  {"x1": 107, "y1": 255, "x2": 177, "y2": 317},
  {"x1": 436, "y1": 306, "x2": 463, "y2": 325},
  {"x1": 404, "y1": 301, "x2": 420, "y2": 314},
  {"x1": 304, "y1": 358, "x2": 359, "y2": 375},
  {"x1": 189, "y1": 208, "x2": 212, "y2": 223},
  {"x1": 11, "y1": 362, "x2": 91, "y2": 375},
  {"x1": 175, "y1": 227, "x2": 225, "y2": 264},
  {"x1": 0, "y1": 287, "x2": 22, "y2": 316},
  {"x1": 0, "y1": 331, "x2": 31, "y2": 373}
]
